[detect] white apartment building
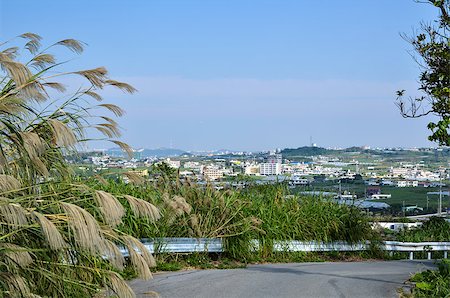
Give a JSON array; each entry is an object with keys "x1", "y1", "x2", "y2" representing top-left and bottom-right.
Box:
[
  {"x1": 260, "y1": 163, "x2": 282, "y2": 176},
  {"x1": 165, "y1": 158, "x2": 181, "y2": 169},
  {"x1": 202, "y1": 166, "x2": 223, "y2": 181}
]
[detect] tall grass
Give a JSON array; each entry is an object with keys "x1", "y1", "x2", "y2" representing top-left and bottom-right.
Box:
[
  {"x1": 397, "y1": 217, "x2": 450, "y2": 242},
  {"x1": 409, "y1": 259, "x2": 450, "y2": 297},
  {"x1": 0, "y1": 34, "x2": 155, "y2": 297},
  {"x1": 93, "y1": 178, "x2": 376, "y2": 261}
]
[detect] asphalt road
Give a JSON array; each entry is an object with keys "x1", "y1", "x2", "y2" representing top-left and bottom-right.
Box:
[{"x1": 130, "y1": 260, "x2": 436, "y2": 298}]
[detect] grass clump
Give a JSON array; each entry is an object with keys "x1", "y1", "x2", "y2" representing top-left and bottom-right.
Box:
[
  {"x1": 0, "y1": 33, "x2": 156, "y2": 298},
  {"x1": 92, "y1": 179, "x2": 378, "y2": 263},
  {"x1": 397, "y1": 217, "x2": 450, "y2": 242},
  {"x1": 408, "y1": 259, "x2": 450, "y2": 297}
]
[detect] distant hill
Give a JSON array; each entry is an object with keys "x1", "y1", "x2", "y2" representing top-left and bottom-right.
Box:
[
  {"x1": 281, "y1": 146, "x2": 331, "y2": 157},
  {"x1": 186, "y1": 149, "x2": 246, "y2": 156},
  {"x1": 106, "y1": 147, "x2": 187, "y2": 158},
  {"x1": 141, "y1": 148, "x2": 186, "y2": 158}
]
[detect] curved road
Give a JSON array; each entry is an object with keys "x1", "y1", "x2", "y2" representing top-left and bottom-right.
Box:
[{"x1": 130, "y1": 260, "x2": 435, "y2": 298}]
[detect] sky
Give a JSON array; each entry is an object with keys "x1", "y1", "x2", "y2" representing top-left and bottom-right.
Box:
[{"x1": 0, "y1": 0, "x2": 442, "y2": 151}]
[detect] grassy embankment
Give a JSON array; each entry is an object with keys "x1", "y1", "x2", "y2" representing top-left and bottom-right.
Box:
[{"x1": 89, "y1": 177, "x2": 383, "y2": 272}]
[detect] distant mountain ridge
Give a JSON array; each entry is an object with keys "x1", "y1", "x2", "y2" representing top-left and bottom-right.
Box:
[{"x1": 106, "y1": 147, "x2": 187, "y2": 158}]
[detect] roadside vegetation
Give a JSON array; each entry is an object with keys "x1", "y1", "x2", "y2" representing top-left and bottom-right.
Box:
[
  {"x1": 91, "y1": 178, "x2": 380, "y2": 262},
  {"x1": 408, "y1": 260, "x2": 450, "y2": 298},
  {"x1": 397, "y1": 217, "x2": 450, "y2": 242}
]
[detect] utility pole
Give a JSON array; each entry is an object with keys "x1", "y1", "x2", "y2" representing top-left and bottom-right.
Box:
[
  {"x1": 439, "y1": 168, "x2": 443, "y2": 216},
  {"x1": 403, "y1": 200, "x2": 405, "y2": 217}
]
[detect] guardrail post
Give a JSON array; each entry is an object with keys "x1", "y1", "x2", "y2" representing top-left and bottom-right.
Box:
[
  {"x1": 409, "y1": 251, "x2": 414, "y2": 260},
  {"x1": 445, "y1": 251, "x2": 448, "y2": 259},
  {"x1": 427, "y1": 252, "x2": 432, "y2": 260}
]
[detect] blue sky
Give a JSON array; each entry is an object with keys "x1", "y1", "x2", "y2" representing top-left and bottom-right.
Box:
[{"x1": 0, "y1": 0, "x2": 441, "y2": 151}]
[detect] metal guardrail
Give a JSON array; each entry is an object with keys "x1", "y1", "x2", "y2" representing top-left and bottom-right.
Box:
[
  {"x1": 120, "y1": 238, "x2": 223, "y2": 256},
  {"x1": 272, "y1": 240, "x2": 368, "y2": 252},
  {"x1": 383, "y1": 241, "x2": 450, "y2": 260},
  {"x1": 120, "y1": 238, "x2": 450, "y2": 260}
]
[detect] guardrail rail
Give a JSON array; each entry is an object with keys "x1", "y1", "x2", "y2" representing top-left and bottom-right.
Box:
[{"x1": 120, "y1": 238, "x2": 450, "y2": 261}]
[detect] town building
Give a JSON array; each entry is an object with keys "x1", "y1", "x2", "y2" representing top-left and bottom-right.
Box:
[
  {"x1": 260, "y1": 163, "x2": 282, "y2": 176},
  {"x1": 202, "y1": 166, "x2": 223, "y2": 181}
]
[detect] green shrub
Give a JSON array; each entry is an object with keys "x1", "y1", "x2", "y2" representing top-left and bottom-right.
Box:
[{"x1": 410, "y1": 259, "x2": 450, "y2": 297}]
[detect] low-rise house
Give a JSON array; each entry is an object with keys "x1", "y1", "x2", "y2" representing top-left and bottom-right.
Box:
[{"x1": 396, "y1": 180, "x2": 419, "y2": 187}]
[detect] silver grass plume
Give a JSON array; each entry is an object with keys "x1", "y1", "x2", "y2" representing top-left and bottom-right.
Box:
[
  {"x1": 0, "y1": 53, "x2": 37, "y2": 100},
  {"x1": 0, "y1": 52, "x2": 31, "y2": 86},
  {"x1": 20, "y1": 132, "x2": 46, "y2": 159},
  {"x1": 165, "y1": 195, "x2": 192, "y2": 216},
  {"x1": 122, "y1": 172, "x2": 145, "y2": 185},
  {"x1": 30, "y1": 156, "x2": 49, "y2": 177},
  {"x1": 105, "y1": 80, "x2": 137, "y2": 94},
  {"x1": 60, "y1": 202, "x2": 105, "y2": 254},
  {"x1": 0, "y1": 201, "x2": 28, "y2": 229},
  {"x1": 55, "y1": 39, "x2": 84, "y2": 54},
  {"x1": 106, "y1": 272, "x2": 136, "y2": 298},
  {"x1": 99, "y1": 103, "x2": 125, "y2": 117},
  {"x1": 20, "y1": 33, "x2": 42, "y2": 55},
  {"x1": 122, "y1": 237, "x2": 152, "y2": 280},
  {"x1": 173, "y1": 196, "x2": 192, "y2": 214},
  {"x1": 1, "y1": 243, "x2": 33, "y2": 268},
  {"x1": 0, "y1": 96, "x2": 25, "y2": 114},
  {"x1": 122, "y1": 235, "x2": 156, "y2": 268},
  {"x1": 19, "y1": 33, "x2": 42, "y2": 41},
  {"x1": 32, "y1": 212, "x2": 67, "y2": 250},
  {"x1": 24, "y1": 39, "x2": 41, "y2": 55},
  {"x1": 103, "y1": 239, "x2": 125, "y2": 270},
  {"x1": 189, "y1": 214, "x2": 202, "y2": 237},
  {"x1": 42, "y1": 81, "x2": 66, "y2": 93},
  {"x1": 94, "y1": 175, "x2": 109, "y2": 186},
  {"x1": 85, "y1": 90, "x2": 103, "y2": 101},
  {"x1": 19, "y1": 33, "x2": 42, "y2": 55},
  {"x1": 111, "y1": 140, "x2": 133, "y2": 158},
  {"x1": 0, "y1": 174, "x2": 21, "y2": 192},
  {"x1": 94, "y1": 190, "x2": 125, "y2": 227},
  {"x1": 95, "y1": 123, "x2": 121, "y2": 138},
  {"x1": 95, "y1": 126, "x2": 114, "y2": 139},
  {"x1": 30, "y1": 53, "x2": 56, "y2": 70},
  {"x1": 48, "y1": 119, "x2": 77, "y2": 148},
  {"x1": 75, "y1": 67, "x2": 107, "y2": 88},
  {"x1": 2, "y1": 47, "x2": 19, "y2": 59},
  {"x1": 100, "y1": 116, "x2": 118, "y2": 127},
  {"x1": 0, "y1": 273, "x2": 31, "y2": 298},
  {"x1": 124, "y1": 195, "x2": 160, "y2": 222}
]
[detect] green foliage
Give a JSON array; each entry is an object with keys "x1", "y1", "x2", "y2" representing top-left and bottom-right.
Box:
[
  {"x1": 281, "y1": 146, "x2": 331, "y2": 158},
  {"x1": 410, "y1": 259, "x2": 450, "y2": 297},
  {"x1": 397, "y1": 217, "x2": 450, "y2": 242},
  {"x1": 93, "y1": 179, "x2": 376, "y2": 262},
  {"x1": 397, "y1": 0, "x2": 450, "y2": 145}
]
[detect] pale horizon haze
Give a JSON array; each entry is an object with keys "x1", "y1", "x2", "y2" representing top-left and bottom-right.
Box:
[{"x1": 0, "y1": 1, "x2": 442, "y2": 151}]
